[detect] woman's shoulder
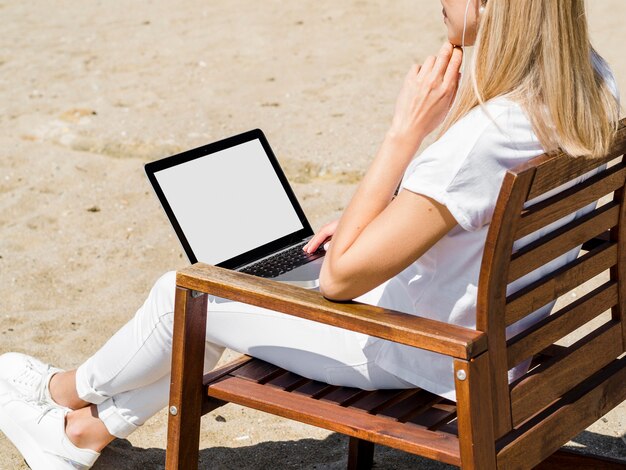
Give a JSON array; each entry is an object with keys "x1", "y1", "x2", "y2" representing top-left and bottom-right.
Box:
[
  {"x1": 422, "y1": 96, "x2": 541, "y2": 165},
  {"x1": 402, "y1": 97, "x2": 544, "y2": 231},
  {"x1": 448, "y1": 96, "x2": 531, "y2": 137}
]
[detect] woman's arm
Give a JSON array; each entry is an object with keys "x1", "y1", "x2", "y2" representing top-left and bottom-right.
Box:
[{"x1": 319, "y1": 43, "x2": 463, "y2": 300}]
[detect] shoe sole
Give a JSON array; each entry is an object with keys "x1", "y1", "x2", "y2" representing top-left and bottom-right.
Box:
[{"x1": 0, "y1": 400, "x2": 56, "y2": 470}]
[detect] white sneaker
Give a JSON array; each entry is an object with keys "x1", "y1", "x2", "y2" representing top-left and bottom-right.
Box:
[
  {"x1": 0, "y1": 380, "x2": 100, "y2": 470},
  {"x1": 0, "y1": 352, "x2": 64, "y2": 406}
]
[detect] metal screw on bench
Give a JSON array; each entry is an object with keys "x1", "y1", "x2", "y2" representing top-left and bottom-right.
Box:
[
  {"x1": 191, "y1": 290, "x2": 204, "y2": 298},
  {"x1": 456, "y1": 369, "x2": 467, "y2": 381},
  {"x1": 169, "y1": 406, "x2": 178, "y2": 416}
]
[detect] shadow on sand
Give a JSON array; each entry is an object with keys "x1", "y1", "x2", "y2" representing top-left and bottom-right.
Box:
[{"x1": 93, "y1": 429, "x2": 625, "y2": 469}]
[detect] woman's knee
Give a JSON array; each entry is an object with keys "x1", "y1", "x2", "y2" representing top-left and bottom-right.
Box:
[
  {"x1": 153, "y1": 270, "x2": 177, "y2": 302},
  {"x1": 141, "y1": 271, "x2": 177, "y2": 325}
]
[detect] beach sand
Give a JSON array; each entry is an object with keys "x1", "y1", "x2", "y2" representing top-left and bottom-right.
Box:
[{"x1": 1, "y1": 1, "x2": 625, "y2": 468}]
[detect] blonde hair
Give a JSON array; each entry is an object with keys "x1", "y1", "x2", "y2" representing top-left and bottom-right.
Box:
[{"x1": 441, "y1": 0, "x2": 620, "y2": 158}]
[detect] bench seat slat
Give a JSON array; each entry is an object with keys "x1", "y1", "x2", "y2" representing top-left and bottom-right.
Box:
[
  {"x1": 266, "y1": 371, "x2": 310, "y2": 391},
  {"x1": 348, "y1": 388, "x2": 419, "y2": 414},
  {"x1": 205, "y1": 367, "x2": 461, "y2": 466},
  {"x1": 408, "y1": 403, "x2": 457, "y2": 430}
]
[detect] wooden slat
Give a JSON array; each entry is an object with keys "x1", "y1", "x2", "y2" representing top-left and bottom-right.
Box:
[
  {"x1": 202, "y1": 355, "x2": 252, "y2": 387},
  {"x1": 201, "y1": 355, "x2": 252, "y2": 415},
  {"x1": 610, "y1": 184, "x2": 626, "y2": 350},
  {"x1": 497, "y1": 356, "x2": 626, "y2": 470},
  {"x1": 506, "y1": 281, "x2": 618, "y2": 368},
  {"x1": 521, "y1": 121, "x2": 626, "y2": 201},
  {"x1": 166, "y1": 288, "x2": 209, "y2": 470},
  {"x1": 454, "y1": 353, "x2": 497, "y2": 469},
  {"x1": 408, "y1": 403, "x2": 457, "y2": 430},
  {"x1": 349, "y1": 388, "x2": 419, "y2": 414},
  {"x1": 505, "y1": 241, "x2": 617, "y2": 326},
  {"x1": 177, "y1": 263, "x2": 487, "y2": 359},
  {"x1": 581, "y1": 230, "x2": 611, "y2": 252},
  {"x1": 395, "y1": 395, "x2": 444, "y2": 424},
  {"x1": 206, "y1": 376, "x2": 462, "y2": 466},
  {"x1": 478, "y1": 170, "x2": 536, "y2": 439},
  {"x1": 292, "y1": 380, "x2": 336, "y2": 398},
  {"x1": 510, "y1": 321, "x2": 623, "y2": 426},
  {"x1": 377, "y1": 389, "x2": 441, "y2": 421},
  {"x1": 266, "y1": 371, "x2": 309, "y2": 391},
  {"x1": 231, "y1": 359, "x2": 283, "y2": 383},
  {"x1": 516, "y1": 163, "x2": 626, "y2": 239},
  {"x1": 321, "y1": 387, "x2": 368, "y2": 406},
  {"x1": 508, "y1": 202, "x2": 619, "y2": 282}
]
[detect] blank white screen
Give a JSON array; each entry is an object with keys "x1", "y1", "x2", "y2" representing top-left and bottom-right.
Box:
[{"x1": 154, "y1": 139, "x2": 304, "y2": 265}]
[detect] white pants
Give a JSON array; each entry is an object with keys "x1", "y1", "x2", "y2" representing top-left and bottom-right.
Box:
[{"x1": 74, "y1": 271, "x2": 413, "y2": 438}]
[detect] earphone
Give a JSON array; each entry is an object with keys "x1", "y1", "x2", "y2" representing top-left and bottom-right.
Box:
[
  {"x1": 460, "y1": 0, "x2": 472, "y2": 74},
  {"x1": 460, "y1": 0, "x2": 485, "y2": 72},
  {"x1": 461, "y1": 0, "x2": 472, "y2": 50}
]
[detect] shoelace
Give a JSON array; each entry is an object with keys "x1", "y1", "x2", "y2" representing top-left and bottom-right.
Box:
[
  {"x1": 12, "y1": 360, "x2": 51, "y2": 403},
  {"x1": 35, "y1": 402, "x2": 59, "y2": 424}
]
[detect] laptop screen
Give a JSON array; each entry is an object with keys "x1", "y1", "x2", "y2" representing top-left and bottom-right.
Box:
[{"x1": 146, "y1": 130, "x2": 312, "y2": 268}]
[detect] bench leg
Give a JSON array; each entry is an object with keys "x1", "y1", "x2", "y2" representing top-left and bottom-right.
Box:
[
  {"x1": 347, "y1": 437, "x2": 375, "y2": 470},
  {"x1": 454, "y1": 354, "x2": 497, "y2": 469},
  {"x1": 533, "y1": 448, "x2": 626, "y2": 469},
  {"x1": 165, "y1": 288, "x2": 208, "y2": 470}
]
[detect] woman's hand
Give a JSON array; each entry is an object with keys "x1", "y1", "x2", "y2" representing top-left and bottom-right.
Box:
[
  {"x1": 389, "y1": 42, "x2": 463, "y2": 149},
  {"x1": 303, "y1": 219, "x2": 339, "y2": 254}
]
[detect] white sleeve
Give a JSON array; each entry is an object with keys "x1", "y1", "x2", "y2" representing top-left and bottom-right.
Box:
[{"x1": 401, "y1": 100, "x2": 544, "y2": 231}]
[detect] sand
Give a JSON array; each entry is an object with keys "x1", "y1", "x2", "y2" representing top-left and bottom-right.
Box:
[{"x1": 0, "y1": 1, "x2": 625, "y2": 468}]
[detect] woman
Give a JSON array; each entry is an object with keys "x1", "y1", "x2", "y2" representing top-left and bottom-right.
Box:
[{"x1": 0, "y1": 1, "x2": 620, "y2": 469}]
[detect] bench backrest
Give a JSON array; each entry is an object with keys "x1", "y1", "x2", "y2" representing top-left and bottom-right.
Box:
[{"x1": 477, "y1": 119, "x2": 626, "y2": 438}]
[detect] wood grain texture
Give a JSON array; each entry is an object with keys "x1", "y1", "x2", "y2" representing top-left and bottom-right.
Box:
[
  {"x1": 176, "y1": 264, "x2": 486, "y2": 359},
  {"x1": 348, "y1": 388, "x2": 421, "y2": 415},
  {"x1": 520, "y1": 121, "x2": 626, "y2": 201},
  {"x1": 510, "y1": 321, "x2": 623, "y2": 426},
  {"x1": 508, "y1": 202, "x2": 619, "y2": 283},
  {"x1": 165, "y1": 118, "x2": 626, "y2": 470},
  {"x1": 206, "y1": 375, "x2": 462, "y2": 466},
  {"x1": 505, "y1": 241, "x2": 617, "y2": 326},
  {"x1": 454, "y1": 354, "x2": 497, "y2": 469},
  {"x1": 497, "y1": 356, "x2": 626, "y2": 470},
  {"x1": 516, "y1": 162, "x2": 626, "y2": 239},
  {"x1": 477, "y1": 169, "x2": 536, "y2": 438},
  {"x1": 610, "y1": 177, "x2": 626, "y2": 350},
  {"x1": 506, "y1": 281, "x2": 618, "y2": 368},
  {"x1": 348, "y1": 438, "x2": 375, "y2": 470},
  {"x1": 165, "y1": 288, "x2": 208, "y2": 470}
]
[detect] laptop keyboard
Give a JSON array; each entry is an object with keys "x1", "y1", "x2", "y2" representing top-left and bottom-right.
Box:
[{"x1": 240, "y1": 242, "x2": 324, "y2": 278}]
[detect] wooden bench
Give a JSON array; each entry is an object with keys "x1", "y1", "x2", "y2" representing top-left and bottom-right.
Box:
[{"x1": 165, "y1": 119, "x2": 626, "y2": 469}]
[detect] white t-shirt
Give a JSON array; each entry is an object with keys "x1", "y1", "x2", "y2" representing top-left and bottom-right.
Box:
[{"x1": 357, "y1": 62, "x2": 618, "y2": 400}]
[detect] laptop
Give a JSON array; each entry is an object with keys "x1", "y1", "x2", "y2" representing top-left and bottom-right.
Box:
[{"x1": 145, "y1": 129, "x2": 325, "y2": 288}]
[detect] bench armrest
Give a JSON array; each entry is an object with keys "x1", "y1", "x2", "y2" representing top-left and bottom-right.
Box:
[{"x1": 177, "y1": 263, "x2": 487, "y2": 360}]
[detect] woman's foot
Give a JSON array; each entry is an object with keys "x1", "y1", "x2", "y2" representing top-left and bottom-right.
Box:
[
  {"x1": 0, "y1": 380, "x2": 100, "y2": 470},
  {"x1": 0, "y1": 352, "x2": 64, "y2": 406}
]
